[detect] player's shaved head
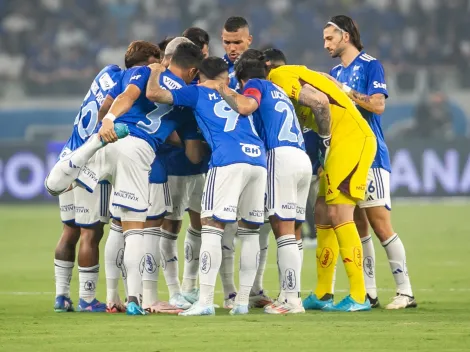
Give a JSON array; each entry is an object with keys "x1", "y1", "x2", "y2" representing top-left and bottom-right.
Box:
[
  {"x1": 183, "y1": 27, "x2": 210, "y2": 58},
  {"x1": 198, "y1": 57, "x2": 229, "y2": 83},
  {"x1": 124, "y1": 40, "x2": 160, "y2": 68},
  {"x1": 222, "y1": 16, "x2": 252, "y2": 63},
  {"x1": 324, "y1": 15, "x2": 363, "y2": 58},
  {"x1": 263, "y1": 48, "x2": 287, "y2": 68}
]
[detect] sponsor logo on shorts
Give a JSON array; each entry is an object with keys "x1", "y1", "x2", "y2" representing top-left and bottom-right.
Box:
[
  {"x1": 281, "y1": 202, "x2": 296, "y2": 210},
  {"x1": 285, "y1": 268, "x2": 296, "y2": 290},
  {"x1": 84, "y1": 280, "x2": 95, "y2": 291},
  {"x1": 200, "y1": 251, "x2": 211, "y2": 274},
  {"x1": 327, "y1": 188, "x2": 333, "y2": 195},
  {"x1": 185, "y1": 243, "x2": 193, "y2": 262},
  {"x1": 296, "y1": 207, "x2": 305, "y2": 215},
  {"x1": 353, "y1": 247, "x2": 362, "y2": 269},
  {"x1": 60, "y1": 204, "x2": 74, "y2": 212},
  {"x1": 144, "y1": 253, "x2": 157, "y2": 274},
  {"x1": 249, "y1": 210, "x2": 264, "y2": 218},
  {"x1": 240, "y1": 143, "x2": 261, "y2": 157},
  {"x1": 75, "y1": 206, "x2": 90, "y2": 214},
  {"x1": 223, "y1": 205, "x2": 237, "y2": 213},
  {"x1": 81, "y1": 166, "x2": 99, "y2": 184},
  {"x1": 319, "y1": 247, "x2": 334, "y2": 268},
  {"x1": 364, "y1": 256, "x2": 374, "y2": 278},
  {"x1": 114, "y1": 190, "x2": 139, "y2": 202}
]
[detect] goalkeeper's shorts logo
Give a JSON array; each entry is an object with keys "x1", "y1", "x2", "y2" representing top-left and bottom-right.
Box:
[{"x1": 319, "y1": 247, "x2": 334, "y2": 268}]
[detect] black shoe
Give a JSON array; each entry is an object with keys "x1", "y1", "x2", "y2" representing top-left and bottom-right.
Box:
[{"x1": 367, "y1": 294, "x2": 380, "y2": 308}]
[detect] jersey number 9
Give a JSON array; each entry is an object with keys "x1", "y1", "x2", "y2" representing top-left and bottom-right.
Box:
[{"x1": 214, "y1": 100, "x2": 258, "y2": 136}]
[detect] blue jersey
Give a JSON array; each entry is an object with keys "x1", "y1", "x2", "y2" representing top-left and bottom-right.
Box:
[
  {"x1": 243, "y1": 79, "x2": 305, "y2": 152},
  {"x1": 171, "y1": 86, "x2": 267, "y2": 169},
  {"x1": 330, "y1": 52, "x2": 390, "y2": 171},
  {"x1": 223, "y1": 54, "x2": 239, "y2": 90},
  {"x1": 303, "y1": 128, "x2": 320, "y2": 175},
  {"x1": 111, "y1": 67, "x2": 198, "y2": 153},
  {"x1": 62, "y1": 65, "x2": 123, "y2": 154}
]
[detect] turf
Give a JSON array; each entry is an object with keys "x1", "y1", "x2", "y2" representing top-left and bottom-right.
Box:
[{"x1": 1, "y1": 203, "x2": 470, "y2": 351}]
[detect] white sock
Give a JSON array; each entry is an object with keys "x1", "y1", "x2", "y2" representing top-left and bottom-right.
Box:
[
  {"x1": 361, "y1": 234, "x2": 377, "y2": 299},
  {"x1": 237, "y1": 228, "x2": 260, "y2": 305},
  {"x1": 54, "y1": 259, "x2": 74, "y2": 297},
  {"x1": 220, "y1": 222, "x2": 237, "y2": 299},
  {"x1": 251, "y1": 223, "x2": 270, "y2": 294},
  {"x1": 142, "y1": 227, "x2": 161, "y2": 306},
  {"x1": 105, "y1": 222, "x2": 124, "y2": 303},
  {"x1": 198, "y1": 226, "x2": 223, "y2": 306},
  {"x1": 277, "y1": 235, "x2": 301, "y2": 305},
  {"x1": 123, "y1": 229, "x2": 144, "y2": 303},
  {"x1": 382, "y1": 233, "x2": 413, "y2": 296},
  {"x1": 45, "y1": 135, "x2": 102, "y2": 195},
  {"x1": 160, "y1": 229, "x2": 181, "y2": 297},
  {"x1": 331, "y1": 265, "x2": 337, "y2": 294},
  {"x1": 78, "y1": 264, "x2": 100, "y2": 303},
  {"x1": 297, "y1": 239, "x2": 304, "y2": 266},
  {"x1": 182, "y1": 226, "x2": 201, "y2": 292}
]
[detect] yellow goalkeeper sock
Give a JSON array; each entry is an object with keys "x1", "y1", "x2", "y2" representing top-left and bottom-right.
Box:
[
  {"x1": 314, "y1": 225, "x2": 339, "y2": 299},
  {"x1": 335, "y1": 221, "x2": 366, "y2": 303}
]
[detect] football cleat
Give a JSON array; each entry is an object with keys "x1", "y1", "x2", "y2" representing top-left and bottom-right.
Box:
[
  {"x1": 126, "y1": 301, "x2": 147, "y2": 315},
  {"x1": 169, "y1": 293, "x2": 192, "y2": 310},
  {"x1": 54, "y1": 295, "x2": 74, "y2": 313},
  {"x1": 143, "y1": 301, "x2": 182, "y2": 314},
  {"x1": 385, "y1": 294, "x2": 417, "y2": 310},
  {"x1": 106, "y1": 301, "x2": 126, "y2": 313},
  {"x1": 322, "y1": 295, "x2": 371, "y2": 312},
  {"x1": 100, "y1": 123, "x2": 130, "y2": 146},
  {"x1": 367, "y1": 294, "x2": 380, "y2": 308},
  {"x1": 223, "y1": 292, "x2": 237, "y2": 309},
  {"x1": 179, "y1": 302, "x2": 215, "y2": 316},
  {"x1": 249, "y1": 290, "x2": 273, "y2": 308},
  {"x1": 229, "y1": 304, "x2": 249, "y2": 315},
  {"x1": 77, "y1": 298, "x2": 107, "y2": 312},
  {"x1": 303, "y1": 293, "x2": 334, "y2": 310},
  {"x1": 264, "y1": 300, "x2": 305, "y2": 315},
  {"x1": 182, "y1": 288, "x2": 199, "y2": 304}
]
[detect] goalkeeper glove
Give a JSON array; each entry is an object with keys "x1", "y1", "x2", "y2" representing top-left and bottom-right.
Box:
[{"x1": 318, "y1": 134, "x2": 331, "y2": 168}]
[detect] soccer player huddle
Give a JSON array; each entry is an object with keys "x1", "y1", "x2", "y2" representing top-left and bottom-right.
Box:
[{"x1": 46, "y1": 15, "x2": 417, "y2": 316}]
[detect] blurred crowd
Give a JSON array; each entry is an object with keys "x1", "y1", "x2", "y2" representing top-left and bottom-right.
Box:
[{"x1": 1, "y1": 0, "x2": 470, "y2": 96}]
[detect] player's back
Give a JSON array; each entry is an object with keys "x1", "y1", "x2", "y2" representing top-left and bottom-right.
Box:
[
  {"x1": 65, "y1": 64, "x2": 123, "y2": 153},
  {"x1": 189, "y1": 86, "x2": 266, "y2": 168},
  {"x1": 244, "y1": 78, "x2": 305, "y2": 151},
  {"x1": 268, "y1": 65, "x2": 374, "y2": 140}
]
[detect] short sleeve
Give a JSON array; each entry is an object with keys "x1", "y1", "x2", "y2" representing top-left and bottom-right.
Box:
[
  {"x1": 108, "y1": 81, "x2": 121, "y2": 99},
  {"x1": 366, "y1": 60, "x2": 388, "y2": 98},
  {"x1": 243, "y1": 79, "x2": 263, "y2": 106},
  {"x1": 171, "y1": 85, "x2": 199, "y2": 108},
  {"x1": 128, "y1": 66, "x2": 151, "y2": 92}
]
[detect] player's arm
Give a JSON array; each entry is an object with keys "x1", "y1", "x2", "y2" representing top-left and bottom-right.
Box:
[
  {"x1": 199, "y1": 80, "x2": 259, "y2": 115},
  {"x1": 98, "y1": 94, "x2": 114, "y2": 122},
  {"x1": 165, "y1": 131, "x2": 183, "y2": 147},
  {"x1": 146, "y1": 64, "x2": 174, "y2": 104},
  {"x1": 184, "y1": 139, "x2": 208, "y2": 164}
]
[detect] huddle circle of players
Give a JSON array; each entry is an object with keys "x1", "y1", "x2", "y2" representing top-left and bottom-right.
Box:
[{"x1": 46, "y1": 15, "x2": 417, "y2": 315}]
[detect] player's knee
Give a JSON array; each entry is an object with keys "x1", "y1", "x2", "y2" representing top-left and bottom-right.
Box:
[
  {"x1": 162, "y1": 218, "x2": 182, "y2": 234},
  {"x1": 201, "y1": 217, "x2": 225, "y2": 230},
  {"x1": 369, "y1": 220, "x2": 394, "y2": 241},
  {"x1": 354, "y1": 207, "x2": 369, "y2": 237},
  {"x1": 314, "y1": 197, "x2": 329, "y2": 225},
  {"x1": 269, "y1": 216, "x2": 294, "y2": 238},
  {"x1": 80, "y1": 225, "x2": 104, "y2": 246},
  {"x1": 188, "y1": 210, "x2": 202, "y2": 231}
]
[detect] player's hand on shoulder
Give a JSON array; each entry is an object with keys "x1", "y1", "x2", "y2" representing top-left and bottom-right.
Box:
[
  {"x1": 148, "y1": 63, "x2": 166, "y2": 73},
  {"x1": 319, "y1": 72, "x2": 342, "y2": 89},
  {"x1": 198, "y1": 80, "x2": 220, "y2": 91},
  {"x1": 98, "y1": 119, "x2": 118, "y2": 144}
]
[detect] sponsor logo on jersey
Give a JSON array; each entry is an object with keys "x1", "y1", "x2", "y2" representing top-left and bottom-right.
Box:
[
  {"x1": 240, "y1": 143, "x2": 261, "y2": 157},
  {"x1": 163, "y1": 76, "x2": 182, "y2": 90},
  {"x1": 99, "y1": 72, "x2": 116, "y2": 91},
  {"x1": 373, "y1": 81, "x2": 387, "y2": 90},
  {"x1": 130, "y1": 74, "x2": 142, "y2": 81},
  {"x1": 91, "y1": 80, "x2": 100, "y2": 95}
]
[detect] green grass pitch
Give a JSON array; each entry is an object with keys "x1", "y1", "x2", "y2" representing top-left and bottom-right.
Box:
[{"x1": 1, "y1": 203, "x2": 470, "y2": 351}]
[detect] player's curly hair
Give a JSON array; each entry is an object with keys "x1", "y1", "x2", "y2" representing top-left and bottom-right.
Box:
[
  {"x1": 124, "y1": 40, "x2": 161, "y2": 68},
  {"x1": 235, "y1": 49, "x2": 267, "y2": 82},
  {"x1": 326, "y1": 15, "x2": 364, "y2": 51}
]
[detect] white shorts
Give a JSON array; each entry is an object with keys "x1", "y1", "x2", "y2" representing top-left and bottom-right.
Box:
[
  {"x1": 164, "y1": 175, "x2": 202, "y2": 221},
  {"x1": 188, "y1": 173, "x2": 205, "y2": 214},
  {"x1": 77, "y1": 136, "x2": 155, "y2": 222},
  {"x1": 59, "y1": 182, "x2": 112, "y2": 226},
  {"x1": 357, "y1": 168, "x2": 391, "y2": 210},
  {"x1": 201, "y1": 164, "x2": 267, "y2": 225},
  {"x1": 266, "y1": 147, "x2": 312, "y2": 222},
  {"x1": 148, "y1": 182, "x2": 173, "y2": 220}
]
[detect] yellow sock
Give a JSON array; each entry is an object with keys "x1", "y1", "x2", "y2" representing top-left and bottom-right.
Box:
[
  {"x1": 334, "y1": 221, "x2": 366, "y2": 303},
  {"x1": 314, "y1": 225, "x2": 339, "y2": 299}
]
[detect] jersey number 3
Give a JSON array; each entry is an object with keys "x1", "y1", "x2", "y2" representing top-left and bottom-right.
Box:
[{"x1": 137, "y1": 103, "x2": 173, "y2": 134}]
